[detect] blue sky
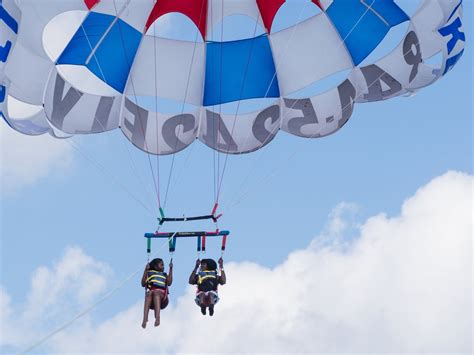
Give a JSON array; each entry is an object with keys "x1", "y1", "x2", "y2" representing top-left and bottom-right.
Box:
[{"x1": 0, "y1": 1, "x2": 472, "y2": 353}]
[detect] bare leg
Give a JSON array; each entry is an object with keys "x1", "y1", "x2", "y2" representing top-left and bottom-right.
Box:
[
  {"x1": 142, "y1": 292, "x2": 152, "y2": 328},
  {"x1": 199, "y1": 294, "x2": 207, "y2": 315},
  {"x1": 153, "y1": 291, "x2": 162, "y2": 327},
  {"x1": 209, "y1": 295, "x2": 215, "y2": 316}
]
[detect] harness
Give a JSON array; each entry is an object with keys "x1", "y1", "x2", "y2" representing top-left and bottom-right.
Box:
[
  {"x1": 146, "y1": 270, "x2": 168, "y2": 290},
  {"x1": 197, "y1": 270, "x2": 218, "y2": 292}
]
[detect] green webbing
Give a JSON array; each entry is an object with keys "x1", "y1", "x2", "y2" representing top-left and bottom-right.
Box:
[{"x1": 147, "y1": 238, "x2": 151, "y2": 254}]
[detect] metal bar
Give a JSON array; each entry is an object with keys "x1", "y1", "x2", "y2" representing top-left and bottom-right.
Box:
[
  {"x1": 145, "y1": 230, "x2": 230, "y2": 239},
  {"x1": 159, "y1": 215, "x2": 215, "y2": 225}
]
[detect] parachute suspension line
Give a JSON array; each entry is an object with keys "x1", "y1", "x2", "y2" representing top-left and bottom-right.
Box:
[
  {"x1": 216, "y1": 0, "x2": 225, "y2": 205},
  {"x1": 65, "y1": 139, "x2": 155, "y2": 216},
  {"x1": 153, "y1": 10, "x2": 162, "y2": 211},
  {"x1": 162, "y1": 0, "x2": 207, "y2": 211},
  {"x1": 121, "y1": 132, "x2": 159, "y2": 210},
  {"x1": 73, "y1": 20, "x2": 107, "y2": 84},
  {"x1": 224, "y1": 30, "x2": 424, "y2": 213},
  {"x1": 262, "y1": 1, "x2": 308, "y2": 101},
  {"x1": 85, "y1": 0, "x2": 131, "y2": 65},
  {"x1": 208, "y1": 0, "x2": 218, "y2": 204},
  {"x1": 63, "y1": 5, "x2": 155, "y2": 210},
  {"x1": 220, "y1": 1, "x2": 317, "y2": 212},
  {"x1": 112, "y1": 0, "x2": 161, "y2": 210},
  {"x1": 215, "y1": 13, "x2": 262, "y2": 204}
]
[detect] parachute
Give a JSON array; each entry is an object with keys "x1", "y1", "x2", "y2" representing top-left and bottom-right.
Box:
[{"x1": 0, "y1": 0, "x2": 465, "y2": 155}]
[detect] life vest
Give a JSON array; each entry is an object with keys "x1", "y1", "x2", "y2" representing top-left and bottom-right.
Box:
[
  {"x1": 197, "y1": 270, "x2": 218, "y2": 292},
  {"x1": 146, "y1": 270, "x2": 167, "y2": 290}
]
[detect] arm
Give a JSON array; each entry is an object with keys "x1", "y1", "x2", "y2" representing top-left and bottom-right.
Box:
[
  {"x1": 141, "y1": 263, "x2": 150, "y2": 287},
  {"x1": 218, "y1": 257, "x2": 226, "y2": 285},
  {"x1": 167, "y1": 260, "x2": 173, "y2": 286},
  {"x1": 188, "y1": 259, "x2": 200, "y2": 285}
]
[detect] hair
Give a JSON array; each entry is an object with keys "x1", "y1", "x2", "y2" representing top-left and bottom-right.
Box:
[
  {"x1": 149, "y1": 258, "x2": 163, "y2": 271},
  {"x1": 201, "y1": 258, "x2": 217, "y2": 271}
]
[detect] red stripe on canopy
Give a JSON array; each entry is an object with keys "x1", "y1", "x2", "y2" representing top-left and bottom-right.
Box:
[
  {"x1": 84, "y1": 0, "x2": 99, "y2": 10},
  {"x1": 257, "y1": 0, "x2": 323, "y2": 33},
  {"x1": 313, "y1": 0, "x2": 323, "y2": 10},
  {"x1": 256, "y1": 0, "x2": 285, "y2": 33},
  {"x1": 145, "y1": 0, "x2": 208, "y2": 38}
]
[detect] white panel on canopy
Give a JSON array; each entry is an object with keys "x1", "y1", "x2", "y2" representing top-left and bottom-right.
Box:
[
  {"x1": 126, "y1": 36, "x2": 205, "y2": 106},
  {"x1": 56, "y1": 65, "x2": 121, "y2": 97},
  {"x1": 121, "y1": 97, "x2": 200, "y2": 155},
  {"x1": 42, "y1": 10, "x2": 88, "y2": 62},
  {"x1": 4, "y1": 95, "x2": 51, "y2": 136},
  {"x1": 409, "y1": 0, "x2": 447, "y2": 59},
  {"x1": 5, "y1": 1, "x2": 88, "y2": 104},
  {"x1": 269, "y1": 14, "x2": 353, "y2": 96},
  {"x1": 15, "y1": 0, "x2": 88, "y2": 57},
  {"x1": 43, "y1": 69, "x2": 121, "y2": 134},
  {"x1": 281, "y1": 72, "x2": 361, "y2": 138},
  {"x1": 206, "y1": 0, "x2": 264, "y2": 39},
  {"x1": 199, "y1": 102, "x2": 281, "y2": 154},
  {"x1": 91, "y1": 1, "x2": 155, "y2": 31},
  {"x1": 4, "y1": 42, "x2": 53, "y2": 104}
]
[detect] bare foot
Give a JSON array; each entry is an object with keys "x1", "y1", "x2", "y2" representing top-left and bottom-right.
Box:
[
  {"x1": 154, "y1": 319, "x2": 160, "y2": 327},
  {"x1": 142, "y1": 321, "x2": 147, "y2": 329}
]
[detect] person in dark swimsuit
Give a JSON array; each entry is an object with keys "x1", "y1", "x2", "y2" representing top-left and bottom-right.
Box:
[{"x1": 189, "y1": 258, "x2": 226, "y2": 316}]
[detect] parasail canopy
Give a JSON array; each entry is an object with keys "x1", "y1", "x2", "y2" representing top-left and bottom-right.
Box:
[{"x1": 0, "y1": 0, "x2": 466, "y2": 155}]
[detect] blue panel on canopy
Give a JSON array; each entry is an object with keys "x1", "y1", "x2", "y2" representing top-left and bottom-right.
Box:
[
  {"x1": 204, "y1": 35, "x2": 280, "y2": 106},
  {"x1": 57, "y1": 12, "x2": 141, "y2": 93},
  {"x1": 326, "y1": 0, "x2": 409, "y2": 65}
]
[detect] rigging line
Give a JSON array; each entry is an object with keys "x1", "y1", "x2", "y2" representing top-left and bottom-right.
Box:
[
  {"x1": 57, "y1": 3, "x2": 156, "y2": 211},
  {"x1": 85, "y1": 0, "x2": 132, "y2": 65},
  {"x1": 262, "y1": 1, "x2": 309, "y2": 99},
  {"x1": 211, "y1": 0, "x2": 218, "y2": 201},
  {"x1": 20, "y1": 220, "x2": 187, "y2": 355},
  {"x1": 162, "y1": 0, "x2": 207, "y2": 211},
  {"x1": 222, "y1": 38, "x2": 423, "y2": 212},
  {"x1": 222, "y1": 0, "x2": 391, "y2": 210},
  {"x1": 209, "y1": 0, "x2": 218, "y2": 203},
  {"x1": 56, "y1": 4, "x2": 158, "y2": 212},
  {"x1": 153, "y1": 8, "x2": 162, "y2": 207},
  {"x1": 60, "y1": 78, "x2": 156, "y2": 210},
  {"x1": 217, "y1": 0, "x2": 225, "y2": 205},
  {"x1": 332, "y1": 0, "x2": 381, "y2": 58},
  {"x1": 360, "y1": 0, "x2": 389, "y2": 26},
  {"x1": 170, "y1": 135, "x2": 198, "y2": 190},
  {"x1": 215, "y1": 13, "x2": 261, "y2": 203},
  {"x1": 224, "y1": 1, "x2": 310, "y2": 208},
  {"x1": 122, "y1": 135, "x2": 158, "y2": 209},
  {"x1": 111, "y1": 0, "x2": 161, "y2": 210},
  {"x1": 74, "y1": 0, "x2": 162, "y2": 210},
  {"x1": 66, "y1": 138, "x2": 155, "y2": 215},
  {"x1": 75, "y1": 22, "x2": 157, "y2": 209},
  {"x1": 78, "y1": 25, "x2": 107, "y2": 84}
]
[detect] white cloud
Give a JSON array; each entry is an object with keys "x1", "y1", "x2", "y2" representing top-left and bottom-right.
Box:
[
  {"x1": 0, "y1": 121, "x2": 73, "y2": 192},
  {"x1": 0, "y1": 246, "x2": 111, "y2": 351},
  {"x1": 1, "y1": 171, "x2": 472, "y2": 353}
]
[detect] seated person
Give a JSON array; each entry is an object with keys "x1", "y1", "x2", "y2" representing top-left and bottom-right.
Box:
[
  {"x1": 189, "y1": 257, "x2": 226, "y2": 316},
  {"x1": 141, "y1": 258, "x2": 173, "y2": 328}
]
